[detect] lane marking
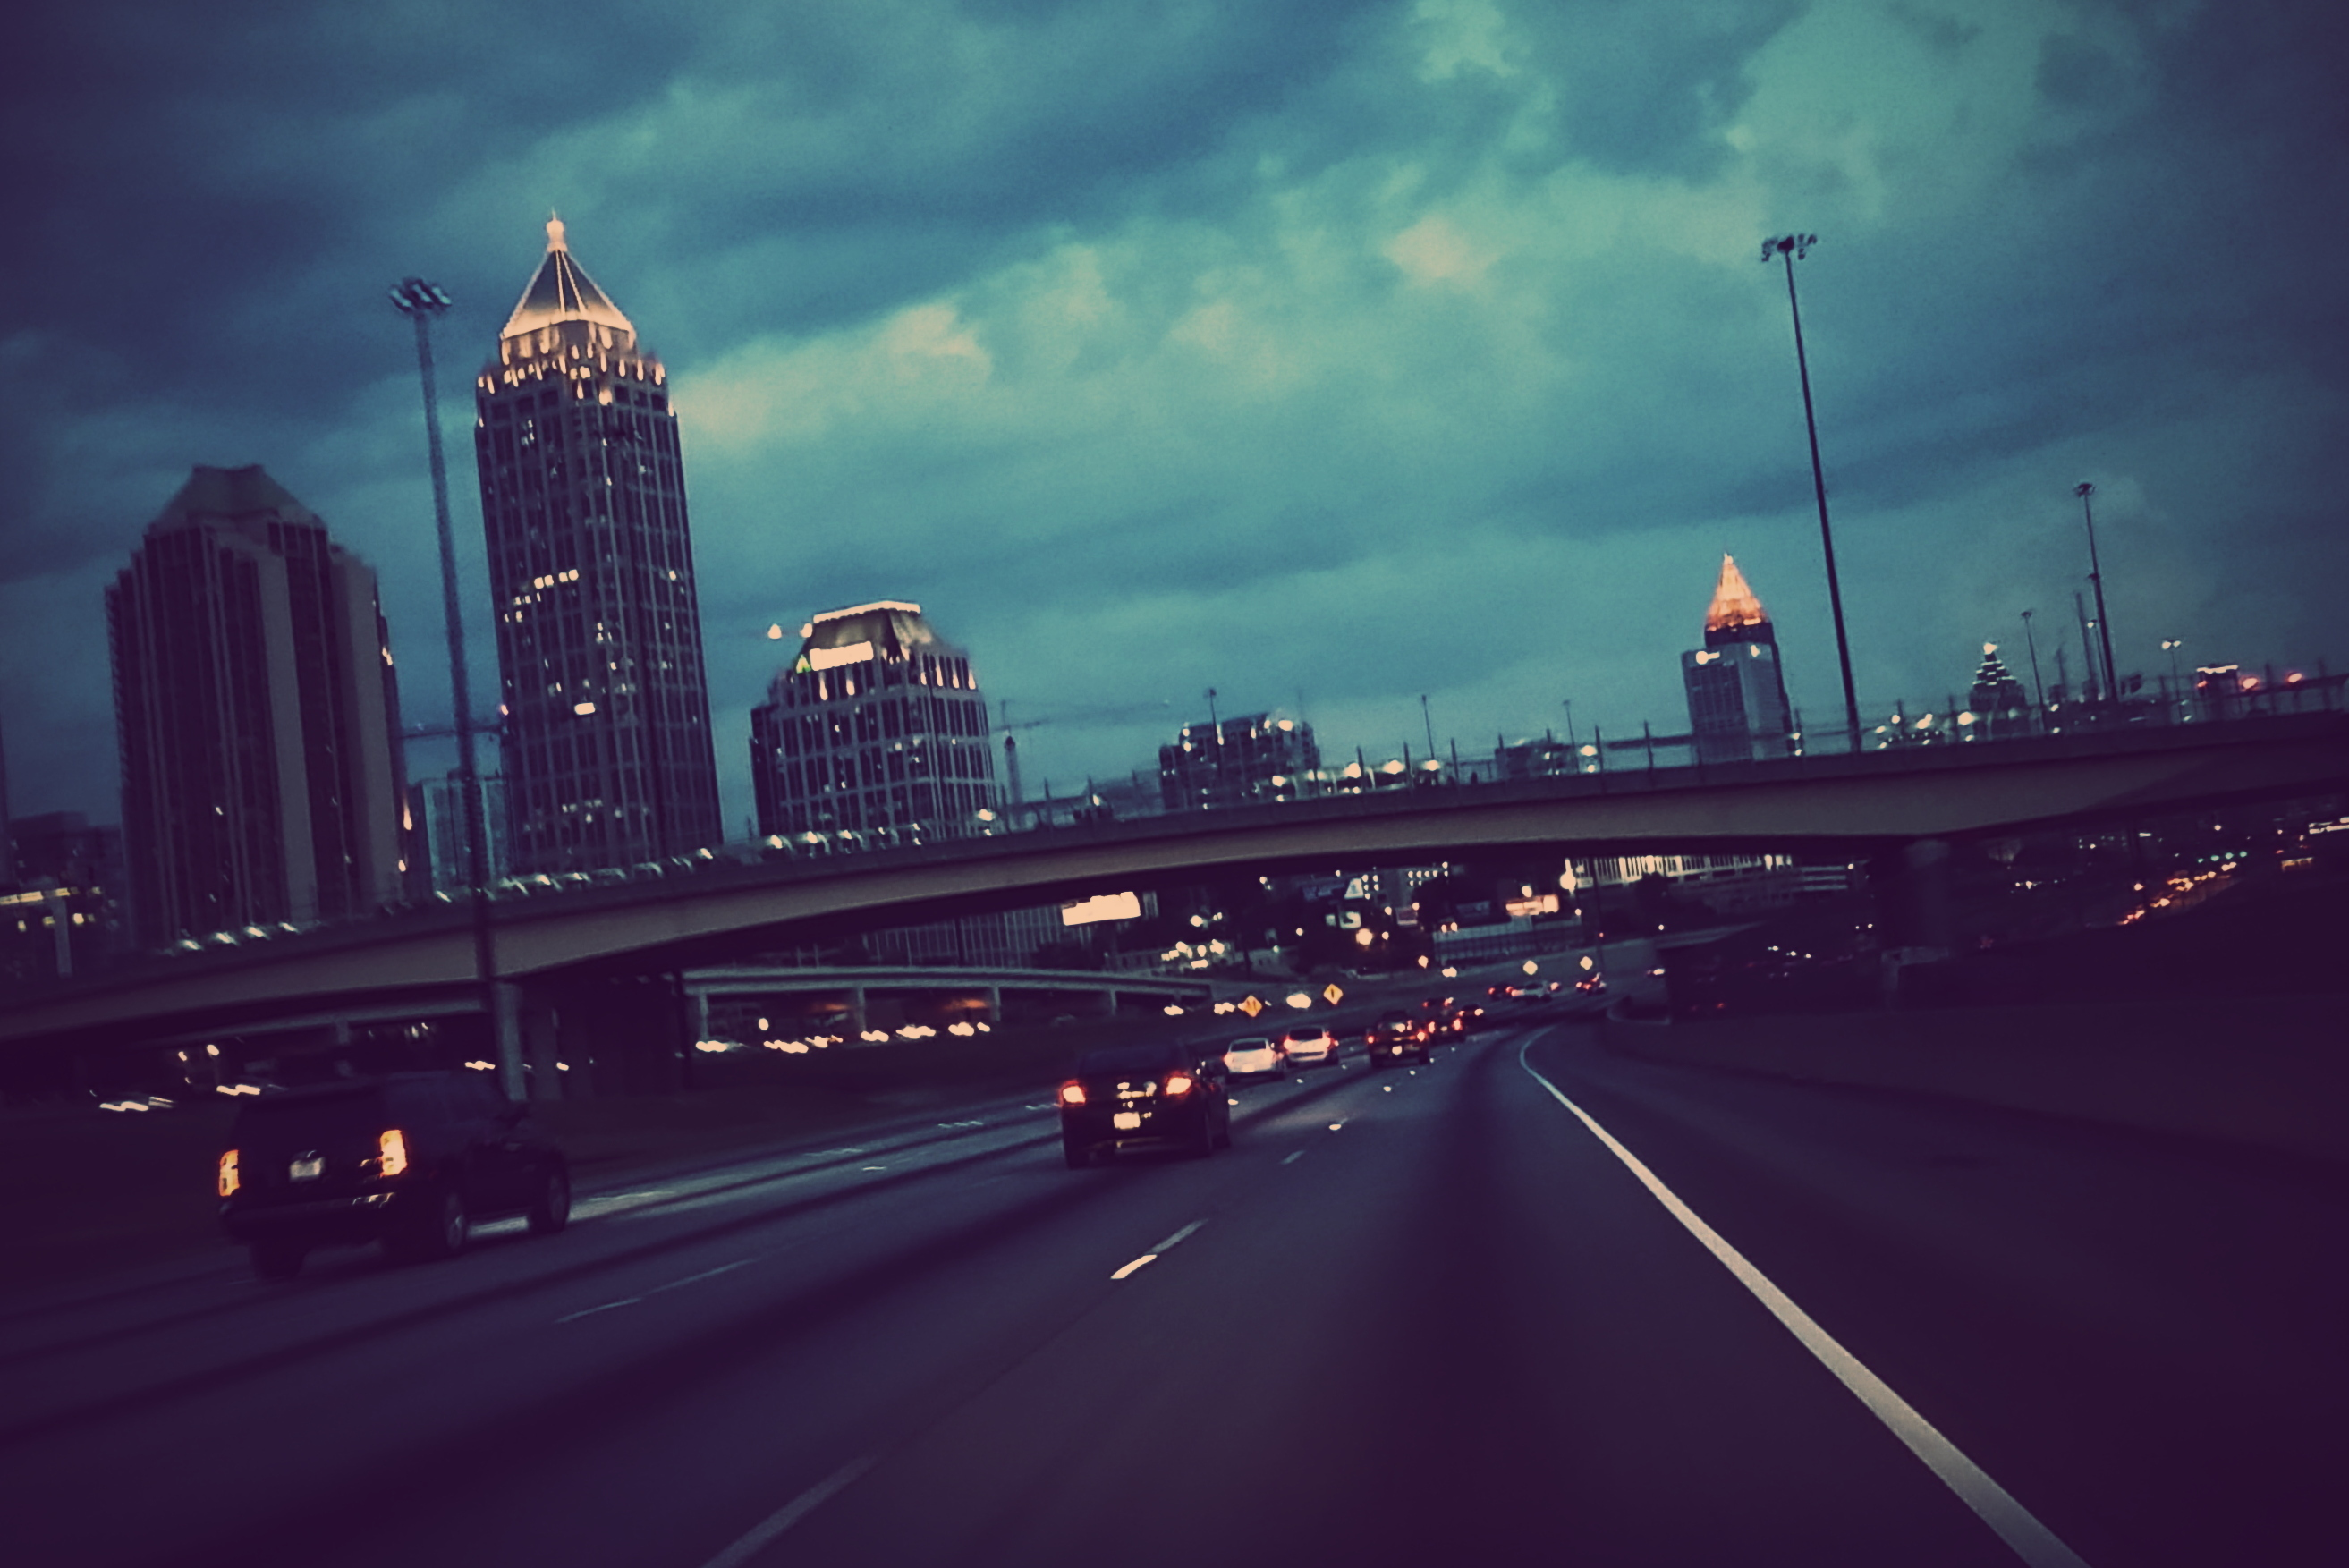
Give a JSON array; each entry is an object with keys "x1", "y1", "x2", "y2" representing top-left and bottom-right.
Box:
[
  {"x1": 860, "y1": 1165, "x2": 888, "y2": 1171},
  {"x1": 1281, "y1": 1151, "x2": 1305, "y2": 1166},
  {"x1": 555, "y1": 1296, "x2": 642, "y2": 1325},
  {"x1": 699, "y1": 1454, "x2": 877, "y2": 1568},
  {"x1": 1149, "y1": 1220, "x2": 1206, "y2": 1253},
  {"x1": 1110, "y1": 1254, "x2": 1157, "y2": 1280},
  {"x1": 653, "y1": 1259, "x2": 758, "y2": 1293},
  {"x1": 1515, "y1": 1042, "x2": 2091, "y2": 1568},
  {"x1": 1327, "y1": 1122, "x2": 1344, "y2": 1131}
]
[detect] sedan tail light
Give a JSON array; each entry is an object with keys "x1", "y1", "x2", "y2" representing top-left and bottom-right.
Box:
[
  {"x1": 217, "y1": 1149, "x2": 239, "y2": 1198},
  {"x1": 1058, "y1": 1081, "x2": 1087, "y2": 1107},
  {"x1": 1161, "y1": 1070, "x2": 1195, "y2": 1098}
]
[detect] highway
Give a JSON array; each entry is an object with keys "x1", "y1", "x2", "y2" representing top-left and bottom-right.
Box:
[{"x1": 2, "y1": 1014, "x2": 2339, "y2": 1567}]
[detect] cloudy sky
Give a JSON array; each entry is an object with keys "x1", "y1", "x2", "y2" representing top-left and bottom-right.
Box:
[{"x1": 4, "y1": 0, "x2": 2344, "y2": 832}]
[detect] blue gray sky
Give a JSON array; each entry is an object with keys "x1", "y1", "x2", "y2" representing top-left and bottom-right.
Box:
[{"x1": 4, "y1": 0, "x2": 2344, "y2": 830}]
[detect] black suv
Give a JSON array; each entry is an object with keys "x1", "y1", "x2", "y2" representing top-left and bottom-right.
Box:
[
  {"x1": 217, "y1": 1071, "x2": 570, "y2": 1278},
  {"x1": 1056, "y1": 1042, "x2": 1232, "y2": 1167}
]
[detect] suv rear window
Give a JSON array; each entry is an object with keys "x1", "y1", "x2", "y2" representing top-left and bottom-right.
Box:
[{"x1": 231, "y1": 1088, "x2": 387, "y2": 1147}]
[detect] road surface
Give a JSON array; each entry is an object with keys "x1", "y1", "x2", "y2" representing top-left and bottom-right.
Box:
[{"x1": 2, "y1": 1014, "x2": 2338, "y2": 1566}]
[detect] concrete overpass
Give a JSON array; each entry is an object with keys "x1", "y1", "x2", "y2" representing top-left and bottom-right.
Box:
[{"x1": 5, "y1": 714, "x2": 2343, "y2": 1081}]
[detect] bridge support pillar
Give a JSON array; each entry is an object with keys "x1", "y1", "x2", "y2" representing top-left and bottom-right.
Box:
[
  {"x1": 514, "y1": 971, "x2": 691, "y2": 1097},
  {"x1": 1870, "y1": 837, "x2": 1957, "y2": 1004},
  {"x1": 517, "y1": 992, "x2": 565, "y2": 1101},
  {"x1": 493, "y1": 982, "x2": 525, "y2": 1102},
  {"x1": 983, "y1": 985, "x2": 1002, "y2": 1023},
  {"x1": 849, "y1": 987, "x2": 868, "y2": 1037}
]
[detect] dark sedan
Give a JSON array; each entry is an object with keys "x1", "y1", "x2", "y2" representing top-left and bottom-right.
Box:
[{"x1": 1057, "y1": 1042, "x2": 1233, "y2": 1167}]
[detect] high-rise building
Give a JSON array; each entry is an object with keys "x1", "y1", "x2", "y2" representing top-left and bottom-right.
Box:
[
  {"x1": 1682, "y1": 555, "x2": 1794, "y2": 765},
  {"x1": 473, "y1": 217, "x2": 722, "y2": 873},
  {"x1": 750, "y1": 602, "x2": 999, "y2": 840},
  {"x1": 1967, "y1": 642, "x2": 2032, "y2": 738},
  {"x1": 107, "y1": 466, "x2": 409, "y2": 945},
  {"x1": 1159, "y1": 713, "x2": 1319, "y2": 810},
  {"x1": 415, "y1": 771, "x2": 511, "y2": 893}
]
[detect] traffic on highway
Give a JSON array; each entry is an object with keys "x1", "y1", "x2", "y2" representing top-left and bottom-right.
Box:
[{"x1": 1, "y1": 997, "x2": 2337, "y2": 1568}]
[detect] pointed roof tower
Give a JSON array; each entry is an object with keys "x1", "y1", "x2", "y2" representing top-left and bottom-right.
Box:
[
  {"x1": 1703, "y1": 555, "x2": 1773, "y2": 647},
  {"x1": 500, "y1": 216, "x2": 636, "y2": 342}
]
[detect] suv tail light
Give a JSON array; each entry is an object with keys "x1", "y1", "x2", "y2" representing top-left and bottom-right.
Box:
[
  {"x1": 217, "y1": 1149, "x2": 239, "y2": 1198},
  {"x1": 1161, "y1": 1070, "x2": 1195, "y2": 1098},
  {"x1": 1058, "y1": 1081, "x2": 1086, "y2": 1107},
  {"x1": 377, "y1": 1128, "x2": 410, "y2": 1178}
]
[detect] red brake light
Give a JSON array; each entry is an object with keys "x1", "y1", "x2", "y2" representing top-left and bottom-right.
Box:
[
  {"x1": 1058, "y1": 1081, "x2": 1086, "y2": 1107},
  {"x1": 217, "y1": 1149, "x2": 239, "y2": 1198},
  {"x1": 377, "y1": 1128, "x2": 410, "y2": 1178},
  {"x1": 1162, "y1": 1070, "x2": 1195, "y2": 1098}
]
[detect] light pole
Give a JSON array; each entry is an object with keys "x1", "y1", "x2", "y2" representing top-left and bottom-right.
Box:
[
  {"x1": 390, "y1": 277, "x2": 518, "y2": 1100},
  {"x1": 2076, "y1": 482, "x2": 2118, "y2": 707},
  {"x1": 1420, "y1": 694, "x2": 1437, "y2": 759},
  {"x1": 2020, "y1": 609, "x2": 2048, "y2": 726},
  {"x1": 1560, "y1": 699, "x2": 1577, "y2": 754},
  {"x1": 2161, "y1": 638, "x2": 2185, "y2": 722},
  {"x1": 1764, "y1": 234, "x2": 1861, "y2": 756}
]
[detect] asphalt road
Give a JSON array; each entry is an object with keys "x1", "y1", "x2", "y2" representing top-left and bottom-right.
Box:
[{"x1": 2, "y1": 1013, "x2": 2339, "y2": 1567}]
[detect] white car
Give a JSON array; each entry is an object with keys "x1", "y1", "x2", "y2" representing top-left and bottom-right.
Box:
[
  {"x1": 1220, "y1": 1037, "x2": 1287, "y2": 1081},
  {"x1": 1279, "y1": 1027, "x2": 1340, "y2": 1067}
]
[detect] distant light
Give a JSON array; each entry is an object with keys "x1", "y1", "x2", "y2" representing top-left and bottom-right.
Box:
[
  {"x1": 573, "y1": 700, "x2": 597, "y2": 716},
  {"x1": 1522, "y1": 960, "x2": 1539, "y2": 976},
  {"x1": 767, "y1": 623, "x2": 784, "y2": 640}
]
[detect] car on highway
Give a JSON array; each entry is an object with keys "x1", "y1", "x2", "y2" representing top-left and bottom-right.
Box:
[
  {"x1": 1221, "y1": 1036, "x2": 1287, "y2": 1081},
  {"x1": 1058, "y1": 1041, "x2": 1233, "y2": 1167},
  {"x1": 217, "y1": 1071, "x2": 570, "y2": 1279},
  {"x1": 1415, "y1": 997, "x2": 1470, "y2": 1039},
  {"x1": 1278, "y1": 1025, "x2": 1342, "y2": 1067},
  {"x1": 1364, "y1": 1009, "x2": 1433, "y2": 1068}
]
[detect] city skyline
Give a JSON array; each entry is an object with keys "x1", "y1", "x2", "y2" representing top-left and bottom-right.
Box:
[{"x1": 4, "y1": 1, "x2": 2345, "y2": 838}]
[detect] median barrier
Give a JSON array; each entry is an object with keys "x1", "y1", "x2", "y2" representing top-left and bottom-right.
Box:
[{"x1": 1601, "y1": 993, "x2": 2347, "y2": 1165}]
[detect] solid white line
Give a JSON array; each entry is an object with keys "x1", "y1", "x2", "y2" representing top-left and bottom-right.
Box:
[
  {"x1": 653, "y1": 1259, "x2": 758, "y2": 1293},
  {"x1": 1514, "y1": 1042, "x2": 2090, "y2": 1568},
  {"x1": 698, "y1": 1454, "x2": 877, "y2": 1568},
  {"x1": 555, "y1": 1296, "x2": 643, "y2": 1324},
  {"x1": 1149, "y1": 1219, "x2": 1206, "y2": 1253},
  {"x1": 1281, "y1": 1150, "x2": 1305, "y2": 1165},
  {"x1": 1110, "y1": 1254, "x2": 1158, "y2": 1280}
]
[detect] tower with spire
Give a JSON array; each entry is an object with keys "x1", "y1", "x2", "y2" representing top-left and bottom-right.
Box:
[
  {"x1": 472, "y1": 217, "x2": 723, "y2": 872},
  {"x1": 1682, "y1": 555, "x2": 1795, "y2": 765}
]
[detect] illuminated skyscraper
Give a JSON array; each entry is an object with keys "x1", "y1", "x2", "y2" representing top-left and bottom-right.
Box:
[
  {"x1": 473, "y1": 218, "x2": 722, "y2": 872},
  {"x1": 1682, "y1": 555, "x2": 1794, "y2": 765},
  {"x1": 107, "y1": 466, "x2": 409, "y2": 944},
  {"x1": 750, "y1": 602, "x2": 999, "y2": 840},
  {"x1": 1159, "y1": 714, "x2": 1319, "y2": 810}
]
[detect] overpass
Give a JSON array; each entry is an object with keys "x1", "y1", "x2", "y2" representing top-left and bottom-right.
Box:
[{"x1": 5, "y1": 714, "x2": 2343, "y2": 1085}]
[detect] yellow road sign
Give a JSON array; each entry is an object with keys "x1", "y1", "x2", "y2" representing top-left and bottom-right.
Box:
[
  {"x1": 1237, "y1": 995, "x2": 1264, "y2": 1018},
  {"x1": 1322, "y1": 984, "x2": 1344, "y2": 1004}
]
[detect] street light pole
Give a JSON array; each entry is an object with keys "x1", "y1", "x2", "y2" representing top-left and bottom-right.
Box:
[
  {"x1": 2076, "y1": 482, "x2": 2119, "y2": 708},
  {"x1": 2161, "y1": 638, "x2": 2186, "y2": 723},
  {"x1": 1764, "y1": 234, "x2": 1861, "y2": 756},
  {"x1": 2020, "y1": 609, "x2": 2048, "y2": 727},
  {"x1": 390, "y1": 277, "x2": 518, "y2": 1100}
]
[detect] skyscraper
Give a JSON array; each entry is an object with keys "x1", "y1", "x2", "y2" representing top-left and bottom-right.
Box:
[
  {"x1": 750, "y1": 602, "x2": 999, "y2": 840},
  {"x1": 473, "y1": 217, "x2": 722, "y2": 873},
  {"x1": 1158, "y1": 714, "x2": 1319, "y2": 810},
  {"x1": 1682, "y1": 555, "x2": 1795, "y2": 765},
  {"x1": 107, "y1": 466, "x2": 408, "y2": 945}
]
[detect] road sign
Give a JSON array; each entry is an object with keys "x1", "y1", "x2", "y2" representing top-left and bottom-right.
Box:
[
  {"x1": 1237, "y1": 995, "x2": 1264, "y2": 1018},
  {"x1": 1322, "y1": 983, "x2": 1344, "y2": 1004}
]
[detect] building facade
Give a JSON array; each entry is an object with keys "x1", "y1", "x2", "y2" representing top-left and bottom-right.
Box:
[
  {"x1": 750, "y1": 602, "x2": 999, "y2": 840},
  {"x1": 415, "y1": 771, "x2": 512, "y2": 894},
  {"x1": 473, "y1": 217, "x2": 723, "y2": 873},
  {"x1": 1682, "y1": 555, "x2": 1795, "y2": 765},
  {"x1": 107, "y1": 466, "x2": 408, "y2": 945},
  {"x1": 1159, "y1": 713, "x2": 1319, "y2": 810}
]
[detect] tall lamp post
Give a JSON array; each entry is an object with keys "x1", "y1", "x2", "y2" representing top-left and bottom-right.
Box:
[
  {"x1": 390, "y1": 277, "x2": 518, "y2": 1100},
  {"x1": 1764, "y1": 234, "x2": 1861, "y2": 756},
  {"x1": 2075, "y1": 481, "x2": 2118, "y2": 708},
  {"x1": 2019, "y1": 609, "x2": 2048, "y2": 727},
  {"x1": 2161, "y1": 638, "x2": 2186, "y2": 723}
]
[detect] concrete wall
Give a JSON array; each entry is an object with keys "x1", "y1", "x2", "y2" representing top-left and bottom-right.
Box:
[{"x1": 1604, "y1": 994, "x2": 2346, "y2": 1164}]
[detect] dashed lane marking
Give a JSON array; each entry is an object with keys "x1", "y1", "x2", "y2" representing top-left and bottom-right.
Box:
[
  {"x1": 1282, "y1": 1151, "x2": 1305, "y2": 1166},
  {"x1": 1110, "y1": 1254, "x2": 1158, "y2": 1280},
  {"x1": 653, "y1": 1259, "x2": 759, "y2": 1293},
  {"x1": 1515, "y1": 1041, "x2": 2091, "y2": 1568},
  {"x1": 555, "y1": 1296, "x2": 642, "y2": 1325},
  {"x1": 699, "y1": 1455, "x2": 878, "y2": 1568}
]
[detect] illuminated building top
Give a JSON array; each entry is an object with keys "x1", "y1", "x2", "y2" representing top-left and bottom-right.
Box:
[
  {"x1": 1703, "y1": 555, "x2": 1770, "y2": 641},
  {"x1": 792, "y1": 602, "x2": 949, "y2": 676},
  {"x1": 480, "y1": 216, "x2": 661, "y2": 394}
]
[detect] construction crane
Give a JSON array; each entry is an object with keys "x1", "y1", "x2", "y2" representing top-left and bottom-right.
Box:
[{"x1": 996, "y1": 699, "x2": 1171, "y2": 811}]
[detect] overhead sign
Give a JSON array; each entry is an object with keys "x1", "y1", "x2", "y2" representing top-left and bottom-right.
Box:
[{"x1": 1061, "y1": 891, "x2": 1143, "y2": 927}]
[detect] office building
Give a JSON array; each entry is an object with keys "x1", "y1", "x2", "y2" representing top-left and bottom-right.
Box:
[
  {"x1": 1159, "y1": 713, "x2": 1319, "y2": 810},
  {"x1": 1682, "y1": 555, "x2": 1794, "y2": 765},
  {"x1": 473, "y1": 217, "x2": 723, "y2": 872},
  {"x1": 1968, "y1": 643, "x2": 2032, "y2": 738},
  {"x1": 415, "y1": 771, "x2": 512, "y2": 894},
  {"x1": 107, "y1": 466, "x2": 408, "y2": 945}
]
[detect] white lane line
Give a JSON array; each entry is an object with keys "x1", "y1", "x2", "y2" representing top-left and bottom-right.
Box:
[
  {"x1": 1149, "y1": 1219, "x2": 1207, "y2": 1253},
  {"x1": 1515, "y1": 1042, "x2": 2091, "y2": 1568},
  {"x1": 1327, "y1": 1122, "x2": 1344, "y2": 1131},
  {"x1": 555, "y1": 1296, "x2": 643, "y2": 1324},
  {"x1": 1282, "y1": 1150, "x2": 1305, "y2": 1165},
  {"x1": 1110, "y1": 1254, "x2": 1158, "y2": 1280},
  {"x1": 860, "y1": 1165, "x2": 888, "y2": 1171},
  {"x1": 699, "y1": 1454, "x2": 877, "y2": 1568},
  {"x1": 653, "y1": 1259, "x2": 758, "y2": 1294}
]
